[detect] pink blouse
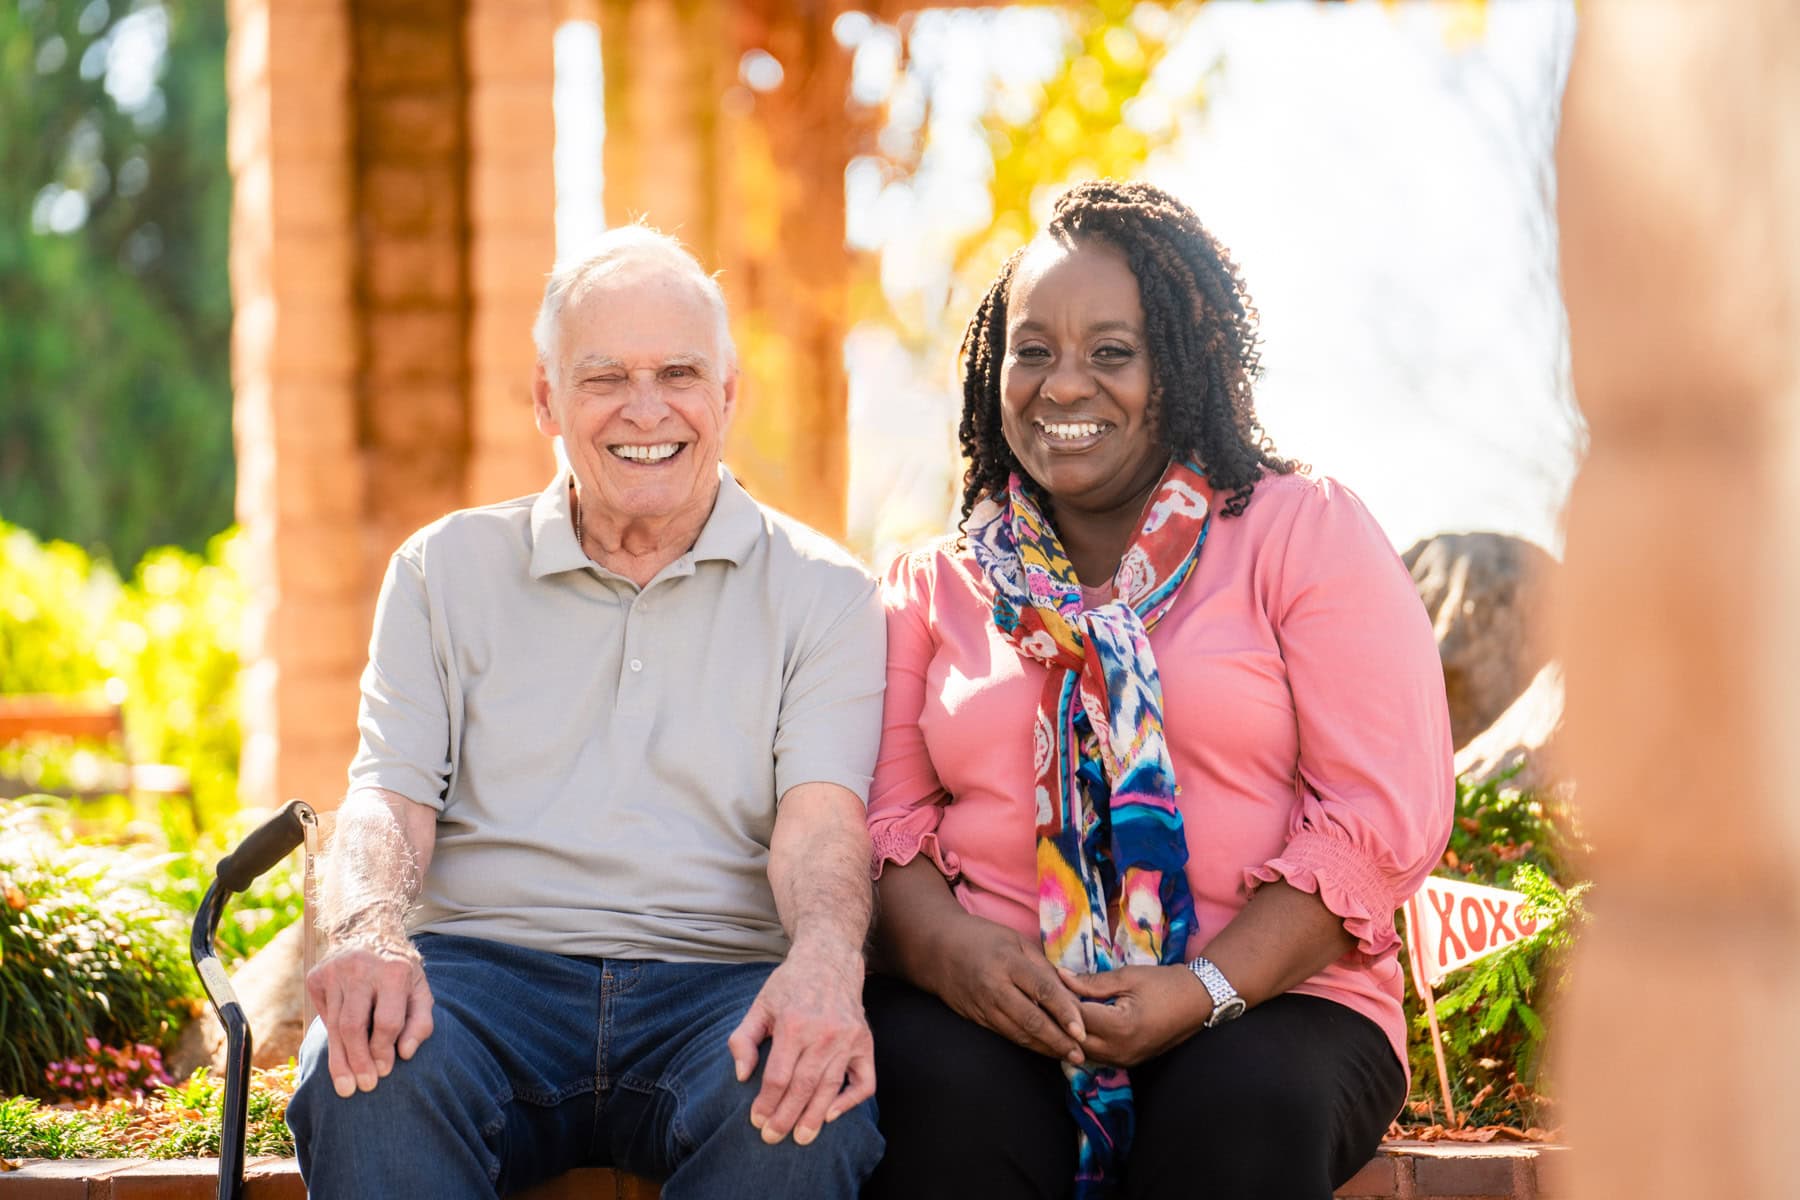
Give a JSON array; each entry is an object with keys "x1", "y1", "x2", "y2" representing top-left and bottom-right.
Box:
[{"x1": 868, "y1": 471, "x2": 1454, "y2": 1069}]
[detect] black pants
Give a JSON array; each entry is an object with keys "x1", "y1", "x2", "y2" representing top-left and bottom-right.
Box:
[{"x1": 863, "y1": 974, "x2": 1405, "y2": 1200}]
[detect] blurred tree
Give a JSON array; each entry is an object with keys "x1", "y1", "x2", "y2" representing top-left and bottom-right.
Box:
[{"x1": 0, "y1": 0, "x2": 232, "y2": 573}]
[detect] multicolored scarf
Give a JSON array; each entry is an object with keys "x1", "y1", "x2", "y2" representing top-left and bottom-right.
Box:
[{"x1": 968, "y1": 461, "x2": 1212, "y2": 1197}]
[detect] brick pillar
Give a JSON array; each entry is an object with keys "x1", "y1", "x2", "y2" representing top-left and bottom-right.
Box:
[
  {"x1": 351, "y1": 0, "x2": 473, "y2": 576},
  {"x1": 1555, "y1": 2, "x2": 1800, "y2": 1196},
  {"x1": 228, "y1": 0, "x2": 367, "y2": 811},
  {"x1": 598, "y1": 0, "x2": 852, "y2": 536},
  {"x1": 232, "y1": 0, "x2": 558, "y2": 812},
  {"x1": 466, "y1": 0, "x2": 558, "y2": 504}
]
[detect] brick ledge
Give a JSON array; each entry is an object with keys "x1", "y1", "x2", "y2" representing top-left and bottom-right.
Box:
[{"x1": 0, "y1": 1142, "x2": 1567, "y2": 1198}]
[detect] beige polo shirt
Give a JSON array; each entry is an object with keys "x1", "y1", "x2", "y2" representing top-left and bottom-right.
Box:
[{"x1": 347, "y1": 468, "x2": 885, "y2": 964}]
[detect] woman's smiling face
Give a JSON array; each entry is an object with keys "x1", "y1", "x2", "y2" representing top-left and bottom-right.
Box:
[{"x1": 999, "y1": 237, "x2": 1169, "y2": 519}]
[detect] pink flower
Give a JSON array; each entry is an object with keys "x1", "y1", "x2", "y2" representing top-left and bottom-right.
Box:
[{"x1": 85, "y1": 1037, "x2": 101, "y2": 1053}]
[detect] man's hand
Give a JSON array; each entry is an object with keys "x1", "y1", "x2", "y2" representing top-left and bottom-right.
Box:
[
  {"x1": 1059, "y1": 964, "x2": 1210, "y2": 1067},
  {"x1": 726, "y1": 940, "x2": 873, "y2": 1148},
  {"x1": 928, "y1": 917, "x2": 1087, "y2": 1065},
  {"x1": 305, "y1": 938, "x2": 435, "y2": 1098}
]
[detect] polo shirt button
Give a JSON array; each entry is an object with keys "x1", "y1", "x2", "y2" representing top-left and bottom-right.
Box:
[{"x1": 629, "y1": 658, "x2": 643, "y2": 672}]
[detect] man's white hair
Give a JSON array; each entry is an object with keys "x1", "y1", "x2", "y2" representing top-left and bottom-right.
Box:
[{"x1": 532, "y1": 225, "x2": 737, "y2": 384}]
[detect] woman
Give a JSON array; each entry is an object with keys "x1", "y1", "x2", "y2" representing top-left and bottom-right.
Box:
[{"x1": 863, "y1": 180, "x2": 1453, "y2": 1199}]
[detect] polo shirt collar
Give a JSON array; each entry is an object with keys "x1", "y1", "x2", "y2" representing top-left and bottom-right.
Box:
[{"x1": 528, "y1": 465, "x2": 763, "y2": 579}]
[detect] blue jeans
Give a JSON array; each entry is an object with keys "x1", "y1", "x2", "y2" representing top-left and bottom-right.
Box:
[{"x1": 288, "y1": 933, "x2": 882, "y2": 1199}]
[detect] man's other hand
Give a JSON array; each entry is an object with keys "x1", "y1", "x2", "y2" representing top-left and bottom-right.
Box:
[
  {"x1": 725, "y1": 939, "x2": 873, "y2": 1148},
  {"x1": 306, "y1": 940, "x2": 435, "y2": 1098}
]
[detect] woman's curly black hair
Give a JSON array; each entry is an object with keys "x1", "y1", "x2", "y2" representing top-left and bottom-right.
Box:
[{"x1": 957, "y1": 178, "x2": 1295, "y2": 521}]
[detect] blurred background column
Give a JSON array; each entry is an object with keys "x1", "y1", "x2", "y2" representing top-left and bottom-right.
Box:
[
  {"x1": 228, "y1": 0, "x2": 365, "y2": 812},
  {"x1": 232, "y1": 0, "x2": 556, "y2": 810},
  {"x1": 1555, "y1": 1, "x2": 1800, "y2": 1195},
  {"x1": 599, "y1": 0, "x2": 854, "y2": 536},
  {"x1": 466, "y1": 0, "x2": 558, "y2": 506}
]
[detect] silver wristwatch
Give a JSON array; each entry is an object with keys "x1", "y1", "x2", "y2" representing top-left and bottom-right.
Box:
[{"x1": 1187, "y1": 955, "x2": 1247, "y2": 1027}]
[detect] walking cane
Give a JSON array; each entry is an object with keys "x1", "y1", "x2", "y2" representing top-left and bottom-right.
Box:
[{"x1": 188, "y1": 799, "x2": 319, "y2": 1200}]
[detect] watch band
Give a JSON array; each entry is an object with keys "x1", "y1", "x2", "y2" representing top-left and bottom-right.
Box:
[{"x1": 1187, "y1": 955, "x2": 1248, "y2": 1027}]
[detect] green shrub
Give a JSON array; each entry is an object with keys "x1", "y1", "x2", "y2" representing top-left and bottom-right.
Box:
[
  {"x1": 0, "y1": 1095, "x2": 131, "y2": 1159},
  {"x1": 132, "y1": 1064, "x2": 296, "y2": 1159},
  {"x1": 1400, "y1": 769, "x2": 1589, "y2": 1130},
  {"x1": 0, "y1": 800, "x2": 202, "y2": 1098},
  {"x1": 149, "y1": 820, "x2": 306, "y2": 968},
  {"x1": 0, "y1": 519, "x2": 244, "y2": 829},
  {"x1": 0, "y1": 1065, "x2": 296, "y2": 1160}
]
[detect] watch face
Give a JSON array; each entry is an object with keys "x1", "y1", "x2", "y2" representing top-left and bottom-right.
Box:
[{"x1": 1209, "y1": 996, "x2": 1248, "y2": 1027}]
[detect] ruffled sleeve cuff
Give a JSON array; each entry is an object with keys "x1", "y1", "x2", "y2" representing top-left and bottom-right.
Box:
[
  {"x1": 869, "y1": 817, "x2": 962, "y2": 883},
  {"x1": 1244, "y1": 829, "x2": 1399, "y2": 959}
]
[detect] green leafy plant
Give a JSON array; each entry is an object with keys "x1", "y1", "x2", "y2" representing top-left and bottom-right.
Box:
[
  {"x1": 0, "y1": 1095, "x2": 131, "y2": 1159},
  {"x1": 130, "y1": 1063, "x2": 296, "y2": 1159},
  {"x1": 149, "y1": 822, "x2": 305, "y2": 968},
  {"x1": 0, "y1": 800, "x2": 202, "y2": 1098},
  {"x1": 0, "y1": 1065, "x2": 297, "y2": 1160},
  {"x1": 1400, "y1": 769, "x2": 1589, "y2": 1131}
]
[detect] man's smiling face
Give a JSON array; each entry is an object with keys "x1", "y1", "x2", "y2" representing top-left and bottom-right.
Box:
[{"x1": 535, "y1": 263, "x2": 737, "y2": 531}]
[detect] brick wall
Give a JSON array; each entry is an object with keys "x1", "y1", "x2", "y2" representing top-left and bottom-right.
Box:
[
  {"x1": 464, "y1": 0, "x2": 558, "y2": 507},
  {"x1": 229, "y1": 0, "x2": 556, "y2": 811},
  {"x1": 228, "y1": 0, "x2": 366, "y2": 811}
]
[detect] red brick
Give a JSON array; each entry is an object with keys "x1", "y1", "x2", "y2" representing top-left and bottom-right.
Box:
[
  {"x1": 364, "y1": 94, "x2": 462, "y2": 159},
  {"x1": 471, "y1": 231, "x2": 556, "y2": 297},
  {"x1": 108, "y1": 1158, "x2": 229, "y2": 1199},
  {"x1": 270, "y1": 158, "x2": 353, "y2": 234},
  {"x1": 366, "y1": 382, "x2": 469, "y2": 453},
  {"x1": 469, "y1": 160, "x2": 554, "y2": 230},
  {"x1": 247, "y1": 437, "x2": 360, "y2": 522},
  {"x1": 368, "y1": 310, "x2": 466, "y2": 383},
  {"x1": 464, "y1": 7, "x2": 556, "y2": 83},
  {"x1": 471, "y1": 310, "x2": 541, "y2": 378},
  {"x1": 470, "y1": 377, "x2": 541, "y2": 434},
  {"x1": 243, "y1": 1158, "x2": 307, "y2": 1200},
  {"x1": 1398, "y1": 1143, "x2": 1540, "y2": 1197},
  {"x1": 267, "y1": 7, "x2": 352, "y2": 84},
  {"x1": 366, "y1": 235, "x2": 465, "y2": 306},
  {"x1": 364, "y1": 163, "x2": 464, "y2": 236},
  {"x1": 0, "y1": 1156, "x2": 132, "y2": 1197},
  {"x1": 467, "y1": 81, "x2": 552, "y2": 157},
  {"x1": 356, "y1": 20, "x2": 460, "y2": 91},
  {"x1": 362, "y1": 450, "x2": 468, "y2": 527},
  {"x1": 231, "y1": 295, "x2": 357, "y2": 381},
  {"x1": 233, "y1": 380, "x2": 358, "y2": 453},
  {"x1": 1334, "y1": 1152, "x2": 1398, "y2": 1197}
]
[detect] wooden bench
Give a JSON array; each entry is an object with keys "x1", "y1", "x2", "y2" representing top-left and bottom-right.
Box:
[
  {"x1": 0, "y1": 694, "x2": 191, "y2": 804},
  {"x1": 0, "y1": 1142, "x2": 1567, "y2": 1197}
]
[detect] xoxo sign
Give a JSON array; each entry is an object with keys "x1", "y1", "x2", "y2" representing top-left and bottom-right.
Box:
[{"x1": 1403, "y1": 874, "x2": 1539, "y2": 987}]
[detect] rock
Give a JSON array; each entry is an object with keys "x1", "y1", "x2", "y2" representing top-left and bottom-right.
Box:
[
  {"x1": 1402, "y1": 533, "x2": 1559, "y2": 749},
  {"x1": 1454, "y1": 661, "x2": 1565, "y2": 793},
  {"x1": 169, "y1": 919, "x2": 312, "y2": 1079}
]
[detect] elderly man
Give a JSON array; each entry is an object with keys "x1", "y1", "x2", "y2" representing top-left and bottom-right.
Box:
[{"x1": 285, "y1": 226, "x2": 886, "y2": 1198}]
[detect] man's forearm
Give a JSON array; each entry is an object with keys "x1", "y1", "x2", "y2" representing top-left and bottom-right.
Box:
[
  {"x1": 320, "y1": 787, "x2": 434, "y2": 954},
  {"x1": 768, "y1": 783, "x2": 874, "y2": 959}
]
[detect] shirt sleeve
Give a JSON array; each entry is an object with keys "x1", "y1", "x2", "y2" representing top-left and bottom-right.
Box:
[
  {"x1": 348, "y1": 545, "x2": 455, "y2": 811},
  {"x1": 1244, "y1": 479, "x2": 1455, "y2": 959},
  {"x1": 866, "y1": 550, "x2": 962, "y2": 882},
  {"x1": 772, "y1": 568, "x2": 887, "y2": 805}
]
